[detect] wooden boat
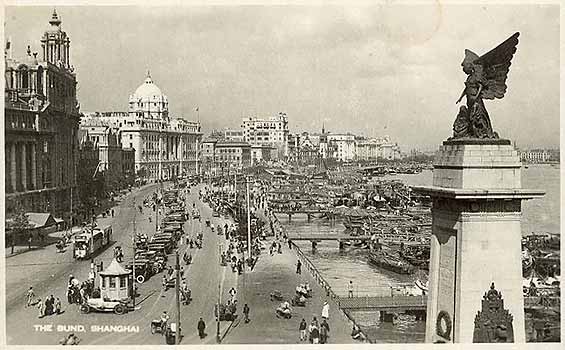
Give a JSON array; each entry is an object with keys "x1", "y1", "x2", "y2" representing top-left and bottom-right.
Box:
[
  {"x1": 341, "y1": 240, "x2": 369, "y2": 248},
  {"x1": 400, "y1": 244, "x2": 430, "y2": 270},
  {"x1": 415, "y1": 279, "x2": 429, "y2": 293},
  {"x1": 368, "y1": 248, "x2": 415, "y2": 275}
]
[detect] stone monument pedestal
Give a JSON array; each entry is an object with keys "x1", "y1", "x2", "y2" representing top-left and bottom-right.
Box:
[{"x1": 414, "y1": 139, "x2": 544, "y2": 343}]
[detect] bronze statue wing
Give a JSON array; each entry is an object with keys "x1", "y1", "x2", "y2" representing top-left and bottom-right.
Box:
[{"x1": 473, "y1": 32, "x2": 520, "y2": 100}]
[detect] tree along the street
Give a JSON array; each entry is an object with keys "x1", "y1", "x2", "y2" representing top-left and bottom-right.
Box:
[{"x1": 6, "y1": 205, "x2": 34, "y2": 254}]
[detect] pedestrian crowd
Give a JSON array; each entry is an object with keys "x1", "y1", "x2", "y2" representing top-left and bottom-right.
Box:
[
  {"x1": 26, "y1": 286, "x2": 63, "y2": 318},
  {"x1": 298, "y1": 302, "x2": 331, "y2": 344}
]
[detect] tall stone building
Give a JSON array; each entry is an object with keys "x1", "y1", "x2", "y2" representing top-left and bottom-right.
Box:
[
  {"x1": 5, "y1": 9, "x2": 80, "y2": 217},
  {"x1": 241, "y1": 112, "x2": 289, "y2": 160},
  {"x1": 82, "y1": 72, "x2": 202, "y2": 180},
  {"x1": 79, "y1": 120, "x2": 129, "y2": 190}
]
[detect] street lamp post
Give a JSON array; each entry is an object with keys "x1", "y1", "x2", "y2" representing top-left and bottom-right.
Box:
[
  {"x1": 175, "y1": 250, "x2": 181, "y2": 344},
  {"x1": 216, "y1": 242, "x2": 223, "y2": 343},
  {"x1": 246, "y1": 176, "x2": 251, "y2": 261},
  {"x1": 132, "y1": 200, "x2": 137, "y2": 309}
]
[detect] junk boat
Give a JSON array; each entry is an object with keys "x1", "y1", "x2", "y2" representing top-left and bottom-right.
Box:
[
  {"x1": 368, "y1": 248, "x2": 415, "y2": 275},
  {"x1": 400, "y1": 243, "x2": 430, "y2": 270}
]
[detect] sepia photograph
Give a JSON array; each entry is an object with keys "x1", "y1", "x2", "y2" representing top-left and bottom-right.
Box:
[{"x1": 2, "y1": 1, "x2": 561, "y2": 346}]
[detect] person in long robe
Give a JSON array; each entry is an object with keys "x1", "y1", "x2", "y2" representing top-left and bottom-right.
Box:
[{"x1": 321, "y1": 301, "x2": 330, "y2": 320}]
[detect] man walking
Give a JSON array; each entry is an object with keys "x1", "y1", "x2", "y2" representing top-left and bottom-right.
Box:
[
  {"x1": 37, "y1": 298, "x2": 45, "y2": 318},
  {"x1": 197, "y1": 317, "x2": 206, "y2": 339},
  {"x1": 348, "y1": 280, "x2": 354, "y2": 298},
  {"x1": 296, "y1": 259, "x2": 302, "y2": 275},
  {"x1": 26, "y1": 286, "x2": 35, "y2": 307},
  {"x1": 55, "y1": 297, "x2": 62, "y2": 315},
  {"x1": 299, "y1": 318, "x2": 307, "y2": 341},
  {"x1": 320, "y1": 318, "x2": 330, "y2": 344},
  {"x1": 243, "y1": 303, "x2": 250, "y2": 323}
]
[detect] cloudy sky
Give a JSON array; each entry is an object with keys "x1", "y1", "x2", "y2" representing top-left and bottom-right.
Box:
[{"x1": 4, "y1": 3, "x2": 560, "y2": 150}]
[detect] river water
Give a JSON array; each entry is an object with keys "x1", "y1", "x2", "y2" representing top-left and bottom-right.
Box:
[{"x1": 277, "y1": 164, "x2": 560, "y2": 343}]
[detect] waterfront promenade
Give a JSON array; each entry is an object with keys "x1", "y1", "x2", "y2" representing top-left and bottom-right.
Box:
[{"x1": 224, "y1": 234, "x2": 361, "y2": 344}]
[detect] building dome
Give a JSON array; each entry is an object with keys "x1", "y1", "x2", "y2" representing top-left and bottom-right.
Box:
[
  {"x1": 132, "y1": 72, "x2": 166, "y2": 102},
  {"x1": 128, "y1": 71, "x2": 169, "y2": 119}
]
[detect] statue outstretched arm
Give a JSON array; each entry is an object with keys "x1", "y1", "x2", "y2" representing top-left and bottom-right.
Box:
[{"x1": 456, "y1": 87, "x2": 466, "y2": 104}]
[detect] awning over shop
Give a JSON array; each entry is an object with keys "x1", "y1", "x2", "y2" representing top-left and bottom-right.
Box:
[{"x1": 25, "y1": 212, "x2": 57, "y2": 229}]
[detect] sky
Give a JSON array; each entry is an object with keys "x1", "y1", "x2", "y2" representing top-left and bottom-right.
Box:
[{"x1": 4, "y1": 3, "x2": 560, "y2": 150}]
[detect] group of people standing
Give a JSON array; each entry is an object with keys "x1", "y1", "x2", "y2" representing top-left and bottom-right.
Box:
[
  {"x1": 67, "y1": 274, "x2": 95, "y2": 305},
  {"x1": 299, "y1": 312, "x2": 331, "y2": 344},
  {"x1": 26, "y1": 287, "x2": 62, "y2": 318}
]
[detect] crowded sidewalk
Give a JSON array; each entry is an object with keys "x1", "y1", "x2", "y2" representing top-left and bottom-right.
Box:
[{"x1": 223, "y1": 233, "x2": 360, "y2": 344}]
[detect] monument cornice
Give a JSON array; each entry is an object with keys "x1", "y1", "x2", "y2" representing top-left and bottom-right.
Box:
[
  {"x1": 432, "y1": 209, "x2": 522, "y2": 222},
  {"x1": 413, "y1": 186, "x2": 544, "y2": 200},
  {"x1": 443, "y1": 139, "x2": 512, "y2": 146}
]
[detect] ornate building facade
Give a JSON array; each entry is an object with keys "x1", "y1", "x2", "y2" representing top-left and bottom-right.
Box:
[
  {"x1": 82, "y1": 72, "x2": 202, "y2": 180},
  {"x1": 4, "y1": 10, "x2": 80, "y2": 217}
]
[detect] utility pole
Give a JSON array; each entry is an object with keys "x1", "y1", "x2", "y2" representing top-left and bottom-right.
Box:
[
  {"x1": 195, "y1": 138, "x2": 199, "y2": 177},
  {"x1": 216, "y1": 243, "x2": 222, "y2": 343},
  {"x1": 155, "y1": 196, "x2": 159, "y2": 231},
  {"x1": 132, "y1": 199, "x2": 137, "y2": 308},
  {"x1": 246, "y1": 176, "x2": 251, "y2": 261},
  {"x1": 69, "y1": 181, "x2": 73, "y2": 236},
  {"x1": 175, "y1": 250, "x2": 181, "y2": 344}
]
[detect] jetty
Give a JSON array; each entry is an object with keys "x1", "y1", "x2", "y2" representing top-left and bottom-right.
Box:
[{"x1": 272, "y1": 208, "x2": 333, "y2": 222}]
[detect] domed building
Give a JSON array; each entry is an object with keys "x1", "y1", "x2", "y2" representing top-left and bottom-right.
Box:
[
  {"x1": 128, "y1": 71, "x2": 169, "y2": 120},
  {"x1": 81, "y1": 71, "x2": 202, "y2": 181}
]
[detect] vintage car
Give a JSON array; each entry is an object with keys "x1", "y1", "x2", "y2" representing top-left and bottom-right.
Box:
[
  {"x1": 80, "y1": 298, "x2": 128, "y2": 315},
  {"x1": 135, "y1": 250, "x2": 166, "y2": 274},
  {"x1": 147, "y1": 243, "x2": 168, "y2": 258},
  {"x1": 150, "y1": 237, "x2": 174, "y2": 253},
  {"x1": 125, "y1": 259, "x2": 153, "y2": 284}
]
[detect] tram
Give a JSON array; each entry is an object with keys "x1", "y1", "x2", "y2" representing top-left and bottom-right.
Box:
[{"x1": 74, "y1": 225, "x2": 112, "y2": 259}]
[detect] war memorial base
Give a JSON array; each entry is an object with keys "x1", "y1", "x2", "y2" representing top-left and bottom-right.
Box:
[{"x1": 414, "y1": 139, "x2": 544, "y2": 343}]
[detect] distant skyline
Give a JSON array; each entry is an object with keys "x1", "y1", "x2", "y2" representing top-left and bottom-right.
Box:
[{"x1": 4, "y1": 4, "x2": 560, "y2": 150}]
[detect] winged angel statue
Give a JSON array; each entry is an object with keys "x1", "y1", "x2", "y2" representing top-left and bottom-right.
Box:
[{"x1": 452, "y1": 32, "x2": 520, "y2": 139}]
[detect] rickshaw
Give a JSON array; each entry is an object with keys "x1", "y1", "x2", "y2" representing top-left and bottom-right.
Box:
[
  {"x1": 291, "y1": 294, "x2": 306, "y2": 307},
  {"x1": 270, "y1": 290, "x2": 284, "y2": 301},
  {"x1": 215, "y1": 303, "x2": 237, "y2": 321},
  {"x1": 275, "y1": 302, "x2": 292, "y2": 319},
  {"x1": 151, "y1": 319, "x2": 167, "y2": 334}
]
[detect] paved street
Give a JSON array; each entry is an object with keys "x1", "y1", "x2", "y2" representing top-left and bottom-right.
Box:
[{"x1": 6, "y1": 183, "x2": 238, "y2": 345}]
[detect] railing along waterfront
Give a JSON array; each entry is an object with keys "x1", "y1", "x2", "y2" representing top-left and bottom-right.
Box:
[{"x1": 272, "y1": 215, "x2": 371, "y2": 342}]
